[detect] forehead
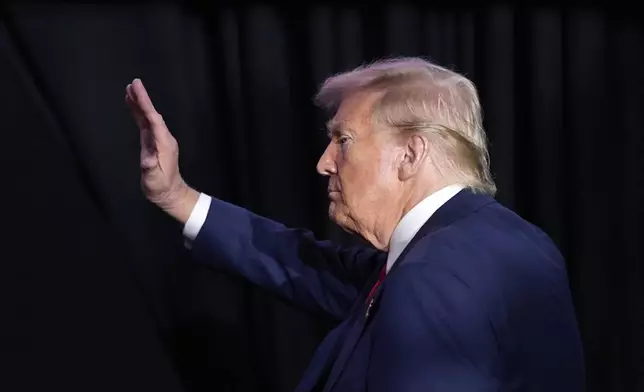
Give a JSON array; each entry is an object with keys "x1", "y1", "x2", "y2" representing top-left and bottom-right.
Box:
[{"x1": 326, "y1": 91, "x2": 379, "y2": 137}]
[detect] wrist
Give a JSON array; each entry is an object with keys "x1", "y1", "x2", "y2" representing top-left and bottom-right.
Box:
[{"x1": 162, "y1": 181, "x2": 200, "y2": 225}]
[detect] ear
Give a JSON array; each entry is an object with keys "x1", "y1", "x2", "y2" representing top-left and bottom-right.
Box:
[{"x1": 399, "y1": 133, "x2": 430, "y2": 181}]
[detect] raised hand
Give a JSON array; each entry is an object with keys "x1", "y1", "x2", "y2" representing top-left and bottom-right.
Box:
[{"x1": 125, "y1": 79, "x2": 197, "y2": 222}]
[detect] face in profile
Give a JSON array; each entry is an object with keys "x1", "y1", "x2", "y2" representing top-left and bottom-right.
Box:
[{"x1": 316, "y1": 92, "x2": 403, "y2": 248}]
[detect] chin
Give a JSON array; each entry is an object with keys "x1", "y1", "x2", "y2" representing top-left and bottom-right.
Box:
[
  {"x1": 327, "y1": 203, "x2": 342, "y2": 223},
  {"x1": 328, "y1": 206, "x2": 357, "y2": 234},
  {"x1": 328, "y1": 208, "x2": 341, "y2": 225}
]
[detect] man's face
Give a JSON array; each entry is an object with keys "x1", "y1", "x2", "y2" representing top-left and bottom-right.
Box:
[{"x1": 316, "y1": 92, "x2": 403, "y2": 245}]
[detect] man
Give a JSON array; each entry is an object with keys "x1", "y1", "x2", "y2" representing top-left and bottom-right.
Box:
[{"x1": 126, "y1": 57, "x2": 585, "y2": 391}]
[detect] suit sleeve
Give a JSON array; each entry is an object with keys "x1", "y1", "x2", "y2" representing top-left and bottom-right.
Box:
[
  {"x1": 188, "y1": 195, "x2": 385, "y2": 321},
  {"x1": 367, "y1": 262, "x2": 501, "y2": 391}
]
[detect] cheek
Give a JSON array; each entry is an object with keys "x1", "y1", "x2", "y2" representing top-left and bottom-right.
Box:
[
  {"x1": 364, "y1": 151, "x2": 398, "y2": 184},
  {"x1": 337, "y1": 146, "x2": 398, "y2": 203},
  {"x1": 379, "y1": 147, "x2": 402, "y2": 174},
  {"x1": 340, "y1": 162, "x2": 386, "y2": 205}
]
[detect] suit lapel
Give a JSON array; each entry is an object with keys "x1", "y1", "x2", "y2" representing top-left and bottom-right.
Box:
[
  {"x1": 294, "y1": 319, "x2": 348, "y2": 392},
  {"x1": 322, "y1": 305, "x2": 368, "y2": 391},
  {"x1": 296, "y1": 260, "x2": 386, "y2": 392},
  {"x1": 318, "y1": 259, "x2": 386, "y2": 391}
]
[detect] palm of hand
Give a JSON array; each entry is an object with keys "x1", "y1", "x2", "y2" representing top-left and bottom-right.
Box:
[{"x1": 125, "y1": 79, "x2": 183, "y2": 208}]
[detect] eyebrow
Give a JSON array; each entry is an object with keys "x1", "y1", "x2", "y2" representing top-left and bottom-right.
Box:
[{"x1": 326, "y1": 121, "x2": 354, "y2": 138}]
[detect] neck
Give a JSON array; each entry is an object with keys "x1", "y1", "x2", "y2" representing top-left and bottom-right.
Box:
[
  {"x1": 400, "y1": 181, "x2": 448, "y2": 217},
  {"x1": 368, "y1": 180, "x2": 449, "y2": 252}
]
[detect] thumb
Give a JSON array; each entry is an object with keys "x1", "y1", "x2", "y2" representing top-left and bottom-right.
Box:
[
  {"x1": 141, "y1": 154, "x2": 159, "y2": 170},
  {"x1": 140, "y1": 146, "x2": 159, "y2": 171}
]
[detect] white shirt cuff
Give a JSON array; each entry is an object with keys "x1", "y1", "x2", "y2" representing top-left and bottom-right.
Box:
[{"x1": 182, "y1": 192, "x2": 212, "y2": 248}]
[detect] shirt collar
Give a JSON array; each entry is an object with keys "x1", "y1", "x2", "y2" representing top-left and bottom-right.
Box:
[{"x1": 385, "y1": 184, "x2": 465, "y2": 273}]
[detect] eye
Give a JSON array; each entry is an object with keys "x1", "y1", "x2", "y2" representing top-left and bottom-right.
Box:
[{"x1": 337, "y1": 135, "x2": 350, "y2": 145}]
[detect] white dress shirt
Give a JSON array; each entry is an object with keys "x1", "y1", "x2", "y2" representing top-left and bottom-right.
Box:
[
  {"x1": 182, "y1": 184, "x2": 465, "y2": 273},
  {"x1": 384, "y1": 184, "x2": 464, "y2": 273},
  {"x1": 183, "y1": 192, "x2": 212, "y2": 244}
]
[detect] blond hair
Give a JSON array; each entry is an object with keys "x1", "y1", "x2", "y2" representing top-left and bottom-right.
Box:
[{"x1": 315, "y1": 57, "x2": 496, "y2": 195}]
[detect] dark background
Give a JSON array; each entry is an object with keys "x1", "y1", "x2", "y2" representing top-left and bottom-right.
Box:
[{"x1": 1, "y1": 3, "x2": 642, "y2": 392}]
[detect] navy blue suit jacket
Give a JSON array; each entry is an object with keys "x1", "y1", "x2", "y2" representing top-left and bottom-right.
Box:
[{"x1": 189, "y1": 189, "x2": 585, "y2": 391}]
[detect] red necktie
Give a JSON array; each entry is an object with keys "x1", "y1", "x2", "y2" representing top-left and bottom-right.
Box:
[
  {"x1": 365, "y1": 266, "x2": 386, "y2": 318},
  {"x1": 366, "y1": 266, "x2": 387, "y2": 303}
]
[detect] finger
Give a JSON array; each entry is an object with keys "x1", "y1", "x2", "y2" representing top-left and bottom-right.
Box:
[
  {"x1": 140, "y1": 125, "x2": 155, "y2": 152},
  {"x1": 126, "y1": 85, "x2": 145, "y2": 118},
  {"x1": 131, "y1": 79, "x2": 157, "y2": 115},
  {"x1": 125, "y1": 92, "x2": 143, "y2": 122},
  {"x1": 125, "y1": 92, "x2": 155, "y2": 154},
  {"x1": 126, "y1": 90, "x2": 150, "y2": 132},
  {"x1": 130, "y1": 79, "x2": 175, "y2": 147},
  {"x1": 126, "y1": 83, "x2": 141, "y2": 111},
  {"x1": 126, "y1": 95, "x2": 149, "y2": 137},
  {"x1": 126, "y1": 84, "x2": 140, "y2": 111},
  {"x1": 126, "y1": 83, "x2": 148, "y2": 124}
]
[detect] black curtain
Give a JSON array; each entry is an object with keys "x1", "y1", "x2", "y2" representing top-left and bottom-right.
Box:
[{"x1": 1, "y1": 3, "x2": 642, "y2": 392}]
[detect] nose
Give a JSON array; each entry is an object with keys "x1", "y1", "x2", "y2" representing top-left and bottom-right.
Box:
[{"x1": 316, "y1": 142, "x2": 337, "y2": 176}]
